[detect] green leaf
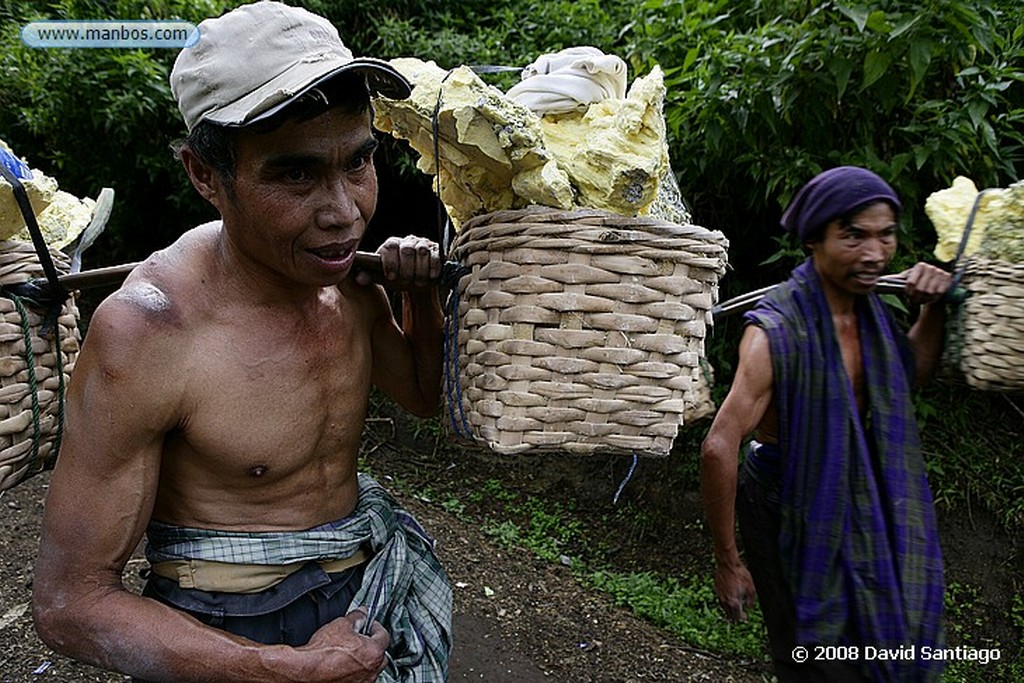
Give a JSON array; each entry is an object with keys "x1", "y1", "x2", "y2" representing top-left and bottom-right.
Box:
[
  {"x1": 890, "y1": 152, "x2": 912, "y2": 176},
  {"x1": 682, "y1": 45, "x2": 699, "y2": 72},
  {"x1": 908, "y1": 39, "x2": 931, "y2": 86},
  {"x1": 861, "y1": 50, "x2": 892, "y2": 90},
  {"x1": 881, "y1": 293, "x2": 907, "y2": 313},
  {"x1": 967, "y1": 100, "x2": 989, "y2": 130},
  {"x1": 865, "y1": 10, "x2": 890, "y2": 34},
  {"x1": 837, "y1": 4, "x2": 870, "y2": 33},
  {"x1": 828, "y1": 56, "x2": 855, "y2": 101},
  {"x1": 913, "y1": 145, "x2": 931, "y2": 170},
  {"x1": 890, "y1": 15, "x2": 922, "y2": 39}
]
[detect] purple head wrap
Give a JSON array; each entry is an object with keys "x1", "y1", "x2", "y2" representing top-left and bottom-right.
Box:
[{"x1": 780, "y1": 166, "x2": 902, "y2": 241}]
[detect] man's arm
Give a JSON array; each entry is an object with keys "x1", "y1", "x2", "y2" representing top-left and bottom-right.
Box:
[
  {"x1": 32, "y1": 290, "x2": 388, "y2": 682},
  {"x1": 361, "y1": 235, "x2": 445, "y2": 418},
  {"x1": 902, "y1": 262, "x2": 953, "y2": 385},
  {"x1": 700, "y1": 325, "x2": 774, "y2": 622}
]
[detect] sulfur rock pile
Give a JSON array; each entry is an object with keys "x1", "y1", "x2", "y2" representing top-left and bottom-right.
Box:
[
  {"x1": 373, "y1": 49, "x2": 678, "y2": 227},
  {"x1": 0, "y1": 139, "x2": 95, "y2": 249},
  {"x1": 925, "y1": 176, "x2": 1024, "y2": 264}
]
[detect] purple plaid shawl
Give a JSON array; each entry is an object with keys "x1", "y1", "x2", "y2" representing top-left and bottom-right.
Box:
[{"x1": 745, "y1": 259, "x2": 945, "y2": 681}]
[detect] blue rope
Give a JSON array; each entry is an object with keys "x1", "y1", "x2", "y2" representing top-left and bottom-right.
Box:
[
  {"x1": 612, "y1": 453, "x2": 639, "y2": 505},
  {"x1": 443, "y1": 287, "x2": 473, "y2": 439}
]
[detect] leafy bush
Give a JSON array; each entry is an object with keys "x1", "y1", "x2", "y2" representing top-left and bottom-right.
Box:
[
  {"x1": 627, "y1": 0, "x2": 1024, "y2": 290},
  {"x1": 1, "y1": 0, "x2": 1022, "y2": 529},
  {"x1": 0, "y1": 0, "x2": 238, "y2": 266}
]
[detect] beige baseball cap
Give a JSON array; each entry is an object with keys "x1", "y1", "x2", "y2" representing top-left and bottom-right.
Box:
[{"x1": 171, "y1": 1, "x2": 411, "y2": 132}]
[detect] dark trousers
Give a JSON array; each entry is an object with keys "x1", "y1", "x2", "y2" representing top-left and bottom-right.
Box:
[
  {"x1": 131, "y1": 562, "x2": 364, "y2": 682},
  {"x1": 736, "y1": 464, "x2": 871, "y2": 683}
]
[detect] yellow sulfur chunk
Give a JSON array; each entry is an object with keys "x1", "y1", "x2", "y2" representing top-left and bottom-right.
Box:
[
  {"x1": 374, "y1": 59, "x2": 574, "y2": 226},
  {"x1": 926, "y1": 176, "x2": 1024, "y2": 264},
  {"x1": 12, "y1": 190, "x2": 95, "y2": 249},
  {"x1": 0, "y1": 139, "x2": 58, "y2": 239},
  {"x1": 537, "y1": 67, "x2": 669, "y2": 217},
  {"x1": 979, "y1": 180, "x2": 1024, "y2": 263},
  {"x1": 925, "y1": 176, "x2": 998, "y2": 261},
  {"x1": 373, "y1": 57, "x2": 675, "y2": 227}
]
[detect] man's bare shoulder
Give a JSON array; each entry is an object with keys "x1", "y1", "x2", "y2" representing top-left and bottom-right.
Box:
[
  {"x1": 737, "y1": 324, "x2": 772, "y2": 370},
  {"x1": 84, "y1": 224, "x2": 220, "y2": 362}
]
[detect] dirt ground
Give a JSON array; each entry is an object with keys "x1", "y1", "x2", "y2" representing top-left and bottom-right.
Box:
[
  {"x1": 0, "y1": 469, "x2": 762, "y2": 682},
  {"x1": 0, "y1": 416, "x2": 1019, "y2": 682}
]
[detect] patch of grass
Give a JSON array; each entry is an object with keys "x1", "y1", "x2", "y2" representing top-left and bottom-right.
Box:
[
  {"x1": 942, "y1": 582, "x2": 1022, "y2": 682},
  {"x1": 917, "y1": 387, "x2": 1024, "y2": 530},
  {"x1": 362, "y1": 392, "x2": 1021, "y2": 677},
  {"x1": 475, "y1": 489, "x2": 767, "y2": 660},
  {"x1": 410, "y1": 413, "x2": 448, "y2": 444},
  {"x1": 480, "y1": 519, "x2": 522, "y2": 547},
  {"x1": 481, "y1": 494, "x2": 585, "y2": 564},
  {"x1": 439, "y1": 494, "x2": 467, "y2": 517},
  {"x1": 481, "y1": 478, "x2": 518, "y2": 503},
  {"x1": 606, "y1": 502, "x2": 660, "y2": 545},
  {"x1": 586, "y1": 570, "x2": 766, "y2": 660},
  {"x1": 944, "y1": 582, "x2": 986, "y2": 642}
]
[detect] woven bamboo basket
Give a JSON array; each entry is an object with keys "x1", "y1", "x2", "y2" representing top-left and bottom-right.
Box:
[
  {"x1": 943, "y1": 256, "x2": 1024, "y2": 392},
  {"x1": 444, "y1": 206, "x2": 729, "y2": 456},
  {"x1": 0, "y1": 241, "x2": 80, "y2": 491}
]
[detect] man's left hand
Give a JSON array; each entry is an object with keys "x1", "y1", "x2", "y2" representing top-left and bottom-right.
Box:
[
  {"x1": 900, "y1": 263, "x2": 952, "y2": 306},
  {"x1": 357, "y1": 235, "x2": 442, "y2": 289}
]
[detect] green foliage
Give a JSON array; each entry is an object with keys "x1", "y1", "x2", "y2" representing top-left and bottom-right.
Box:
[
  {"x1": 482, "y1": 477, "x2": 518, "y2": 503},
  {"x1": 1, "y1": 0, "x2": 1021, "y2": 538},
  {"x1": 473, "y1": 479, "x2": 768, "y2": 658},
  {"x1": 481, "y1": 492, "x2": 585, "y2": 564},
  {"x1": 368, "y1": 0, "x2": 632, "y2": 71},
  {"x1": 0, "y1": 0, "x2": 238, "y2": 265},
  {"x1": 942, "y1": 582, "x2": 1023, "y2": 682},
  {"x1": 626, "y1": 0, "x2": 1024, "y2": 287},
  {"x1": 588, "y1": 570, "x2": 767, "y2": 658},
  {"x1": 918, "y1": 387, "x2": 1024, "y2": 529}
]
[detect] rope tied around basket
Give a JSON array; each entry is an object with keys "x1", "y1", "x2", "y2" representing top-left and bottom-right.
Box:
[
  {"x1": 8, "y1": 293, "x2": 66, "y2": 476},
  {"x1": 429, "y1": 65, "x2": 521, "y2": 441},
  {"x1": 0, "y1": 159, "x2": 74, "y2": 478}
]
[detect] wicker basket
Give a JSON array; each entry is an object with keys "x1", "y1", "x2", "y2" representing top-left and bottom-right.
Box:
[
  {"x1": 444, "y1": 206, "x2": 729, "y2": 456},
  {"x1": 943, "y1": 256, "x2": 1024, "y2": 392},
  {"x1": 0, "y1": 241, "x2": 80, "y2": 491}
]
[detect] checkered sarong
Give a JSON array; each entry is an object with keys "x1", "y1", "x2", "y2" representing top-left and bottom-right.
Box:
[{"x1": 146, "y1": 474, "x2": 452, "y2": 682}]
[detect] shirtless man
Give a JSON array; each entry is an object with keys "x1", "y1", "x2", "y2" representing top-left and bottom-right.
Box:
[
  {"x1": 32, "y1": 3, "x2": 450, "y2": 681},
  {"x1": 701, "y1": 166, "x2": 951, "y2": 682}
]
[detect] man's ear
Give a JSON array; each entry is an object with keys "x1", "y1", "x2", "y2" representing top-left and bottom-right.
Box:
[{"x1": 179, "y1": 146, "x2": 225, "y2": 207}]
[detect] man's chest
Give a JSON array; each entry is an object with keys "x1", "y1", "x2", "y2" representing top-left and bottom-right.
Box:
[
  {"x1": 834, "y1": 316, "x2": 867, "y2": 409},
  {"x1": 174, "y1": 315, "x2": 374, "y2": 467}
]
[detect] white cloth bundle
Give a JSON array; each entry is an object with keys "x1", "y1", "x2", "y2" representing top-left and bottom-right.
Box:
[{"x1": 507, "y1": 46, "x2": 627, "y2": 115}]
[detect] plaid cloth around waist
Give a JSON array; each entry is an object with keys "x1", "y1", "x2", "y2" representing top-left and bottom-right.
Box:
[{"x1": 145, "y1": 473, "x2": 453, "y2": 683}]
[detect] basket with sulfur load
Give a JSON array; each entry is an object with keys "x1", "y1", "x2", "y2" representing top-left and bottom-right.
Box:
[
  {"x1": 374, "y1": 50, "x2": 729, "y2": 456},
  {"x1": 926, "y1": 176, "x2": 1024, "y2": 392},
  {"x1": 0, "y1": 140, "x2": 110, "y2": 490}
]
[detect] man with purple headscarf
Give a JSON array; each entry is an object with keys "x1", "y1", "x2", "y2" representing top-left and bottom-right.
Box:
[{"x1": 701, "y1": 166, "x2": 951, "y2": 682}]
